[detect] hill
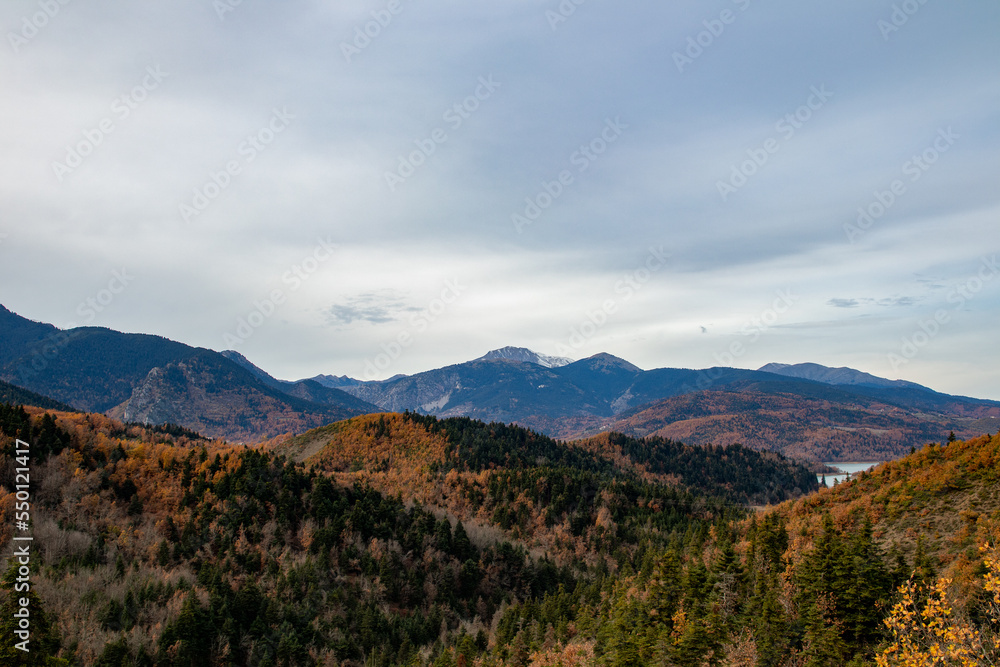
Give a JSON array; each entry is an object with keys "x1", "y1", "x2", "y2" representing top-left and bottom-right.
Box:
[
  {"x1": 2, "y1": 404, "x2": 998, "y2": 665},
  {"x1": 0, "y1": 378, "x2": 77, "y2": 412},
  {"x1": 274, "y1": 412, "x2": 818, "y2": 568},
  {"x1": 490, "y1": 433, "x2": 1000, "y2": 666},
  {"x1": 0, "y1": 305, "x2": 377, "y2": 442},
  {"x1": 757, "y1": 361, "x2": 922, "y2": 388},
  {"x1": 279, "y1": 412, "x2": 817, "y2": 507},
  {"x1": 774, "y1": 431, "x2": 1000, "y2": 569},
  {"x1": 0, "y1": 405, "x2": 758, "y2": 664},
  {"x1": 582, "y1": 389, "x2": 977, "y2": 462}
]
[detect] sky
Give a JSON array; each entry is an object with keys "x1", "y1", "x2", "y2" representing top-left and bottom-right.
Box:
[{"x1": 1, "y1": 0, "x2": 998, "y2": 399}]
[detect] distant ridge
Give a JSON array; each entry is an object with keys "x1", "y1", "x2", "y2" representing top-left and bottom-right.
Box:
[
  {"x1": 309, "y1": 374, "x2": 365, "y2": 389},
  {"x1": 220, "y1": 349, "x2": 279, "y2": 385},
  {"x1": 758, "y1": 362, "x2": 922, "y2": 389}
]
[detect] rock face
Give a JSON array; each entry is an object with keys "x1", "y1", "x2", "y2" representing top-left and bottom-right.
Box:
[
  {"x1": 121, "y1": 366, "x2": 177, "y2": 426},
  {"x1": 109, "y1": 353, "x2": 372, "y2": 443}
]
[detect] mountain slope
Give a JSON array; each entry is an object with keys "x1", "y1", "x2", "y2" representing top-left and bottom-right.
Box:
[
  {"x1": 0, "y1": 305, "x2": 375, "y2": 441},
  {"x1": 772, "y1": 432, "x2": 1000, "y2": 572},
  {"x1": 0, "y1": 407, "x2": 577, "y2": 664},
  {"x1": 219, "y1": 349, "x2": 377, "y2": 413},
  {"x1": 0, "y1": 378, "x2": 78, "y2": 412},
  {"x1": 4, "y1": 402, "x2": 997, "y2": 666},
  {"x1": 105, "y1": 349, "x2": 368, "y2": 442},
  {"x1": 278, "y1": 412, "x2": 818, "y2": 510},
  {"x1": 584, "y1": 389, "x2": 977, "y2": 461},
  {"x1": 341, "y1": 359, "x2": 593, "y2": 422}
]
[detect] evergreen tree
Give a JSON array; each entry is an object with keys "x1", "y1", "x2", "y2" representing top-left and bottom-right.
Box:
[
  {"x1": 801, "y1": 595, "x2": 847, "y2": 667},
  {"x1": 751, "y1": 571, "x2": 787, "y2": 667},
  {"x1": 912, "y1": 535, "x2": 936, "y2": 586},
  {"x1": 840, "y1": 518, "x2": 890, "y2": 648},
  {"x1": 452, "y1": 521, "x2": 474, "y2": 561},
  {"x1": 604, "y1": 596, "x2": 646, "y2": 667},
  {"x1": 157, "y1": 591, "x2": 213, "y2": 666},
  {"x1": 0, "y1": 565, "x2": 66, "y2": 666}
]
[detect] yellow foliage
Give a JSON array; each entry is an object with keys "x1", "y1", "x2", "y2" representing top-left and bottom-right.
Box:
[{"x1": 876, "y1": 541, "x2": 1000, "y2": 666}]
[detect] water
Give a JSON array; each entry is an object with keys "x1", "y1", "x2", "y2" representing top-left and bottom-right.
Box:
[{"x1": 816, "y1": 461, "x2": 882, "y2": 488}]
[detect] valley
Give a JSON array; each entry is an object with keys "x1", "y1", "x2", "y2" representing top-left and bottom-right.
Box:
[{"x1": 0, "y1": 401, "x2": 997, "y2": 665}]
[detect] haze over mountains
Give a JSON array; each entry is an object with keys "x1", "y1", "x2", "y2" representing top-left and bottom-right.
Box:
[{"x1": 1, "y1": 305, "x2": 996, "y2": 458}]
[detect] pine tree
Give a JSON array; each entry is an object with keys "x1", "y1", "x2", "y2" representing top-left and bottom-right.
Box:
[
  {"x1": 604, "y1": 596, "x2": 646, "y2": 667},
  {"x1": 840, "y1": 518, "x2": 890, "y2": 648},
  {"x1": 801, "y1": 595, "x2": 847, "y2": 667},
  {"x1": 452, "y1": 521, "x2": 474, "y2": 561},
  {"x1": 157, "y1": 590, "x2": 213, "y2": 666},
  {"x1": 0, "y1": 565, "x2": 66, "y2": 666},
  {"x1": 156, "y1": 540, "x2": 171, "y2": 567},
  {"x1": 752, "y1": 571, "x2": 787, "y2": 667}
]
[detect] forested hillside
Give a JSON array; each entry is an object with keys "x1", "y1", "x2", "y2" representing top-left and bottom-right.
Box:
[
  {"x1": 0, "y1": 379, "x2": 77, "y2": 413},
  {"x1": 576, "y1": 390, "x2": 985, "y2": 462},
  {"x1": 1, "y1": 404, "x2": 998, "y2": 666}
]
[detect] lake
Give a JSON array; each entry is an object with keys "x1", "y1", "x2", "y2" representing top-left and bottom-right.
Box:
[{"x1": 816, "y1": 461, "x2": 883, "y2": 487}]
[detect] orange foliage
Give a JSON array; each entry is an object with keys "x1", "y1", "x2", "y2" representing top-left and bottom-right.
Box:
[
  {"x1": 756, "y1": 433, "x2": 1000, "y2": 586},
  {"x1": 297, "y1": 413, "x2": 450, "y2": 474}
]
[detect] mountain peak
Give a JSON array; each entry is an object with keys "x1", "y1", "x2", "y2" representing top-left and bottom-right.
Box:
[
  {"x1": 475, "y1": 346, "x2": 573, "y2": 369},
  {"x1": 579, "y1": 352, "x2": 643, "y2": 373}
]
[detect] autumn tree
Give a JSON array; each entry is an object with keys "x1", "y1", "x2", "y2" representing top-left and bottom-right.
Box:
[{"x1": 876, "y1": 542, "x2": 1000, "y2": 666}]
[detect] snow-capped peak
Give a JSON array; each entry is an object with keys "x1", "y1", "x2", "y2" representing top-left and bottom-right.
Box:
[{"x1": 476, "y1": 346, "x2": 573, "y2": 369}]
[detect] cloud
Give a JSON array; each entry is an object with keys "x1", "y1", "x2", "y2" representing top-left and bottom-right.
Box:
[
  {"x1": 325, "y1": 291, "x2": 420, "y2": 327},
  {"x1": 828, "y1": 296, "x2": 919, "y2": 309},
  {"x1": 828, "y1": 298, "x2": 860, "y2": 309},
  {"x1": 0, "y1": 1, "x2": 997, "y2": 400},
  {"x1": 875, "y1": 296, "x2": 918, "y2": 308}
]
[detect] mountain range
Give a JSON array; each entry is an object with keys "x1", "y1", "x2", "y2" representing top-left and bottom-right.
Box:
[
  {"x1": 312, "y1": 347, "x2": 999, "y2": 459},
  {"x1": 1, "y1": 304, "x2": 997, "y2": 458},
  {"x1": 0, "y1": 305, "x2": 376, "y2": 442}
]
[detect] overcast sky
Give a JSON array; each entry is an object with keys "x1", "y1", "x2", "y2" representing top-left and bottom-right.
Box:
[{"x1": 1, "y1": 0, "x2": 998, "y2": 399}]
